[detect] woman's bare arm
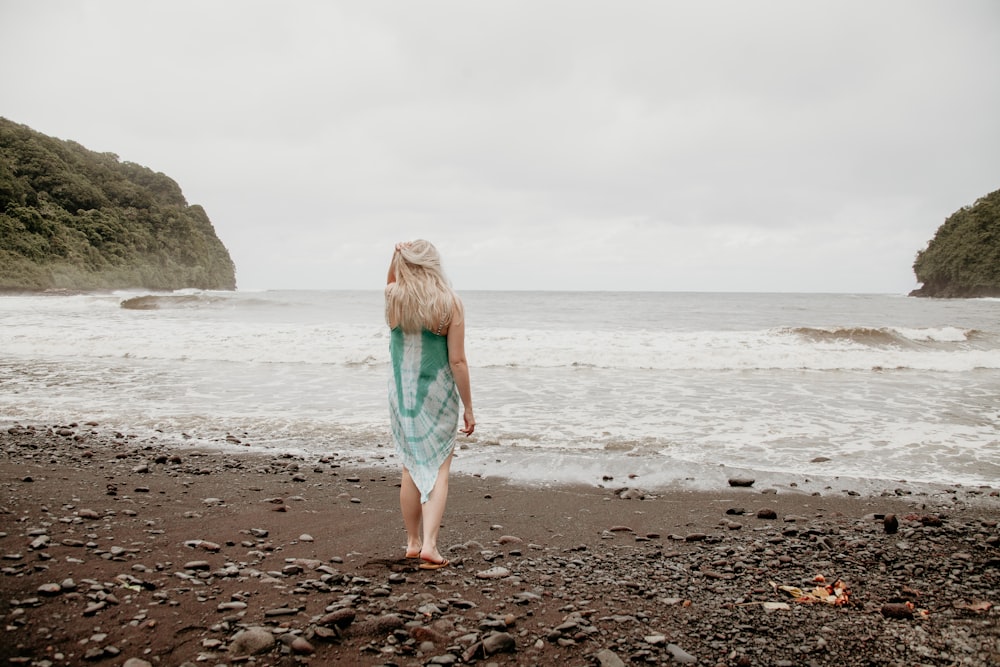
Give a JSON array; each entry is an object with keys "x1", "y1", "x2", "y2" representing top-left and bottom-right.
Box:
[{"x1": 446, "y1": 304, "x2": 475, "y2": 435}]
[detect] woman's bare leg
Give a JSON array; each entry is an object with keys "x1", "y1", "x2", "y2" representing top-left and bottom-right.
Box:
[
  {"x1": 419, "y1": 453, "x2": 453, "y2": 563},
  {"x1": 399, "y1": 468, "x2": 422, "y2": 557}
]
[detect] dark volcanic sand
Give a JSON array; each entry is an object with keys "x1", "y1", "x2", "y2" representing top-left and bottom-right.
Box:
[{"x1": 1, "y1": 423, "x2": 998, "y2": 666}]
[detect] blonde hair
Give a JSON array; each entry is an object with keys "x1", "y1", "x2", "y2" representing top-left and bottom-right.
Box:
[{"x1": 386, "y1": 239, "x2": 462, "y2": 333}]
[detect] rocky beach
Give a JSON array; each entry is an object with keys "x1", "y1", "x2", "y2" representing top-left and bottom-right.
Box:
[{"x1": 1, "y1": 423, "x2": 997, "y2": 666}]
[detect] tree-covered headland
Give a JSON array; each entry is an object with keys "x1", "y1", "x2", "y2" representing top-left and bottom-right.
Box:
[
  {"x1": 911, "y1": 188, "x2": 1000, "y2": 298},
  {"x1": 0, "y1": 118, "x2": 236, "y2": 291}
]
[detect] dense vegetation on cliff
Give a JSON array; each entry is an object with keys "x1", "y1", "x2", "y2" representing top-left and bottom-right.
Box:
[
  {"x1": 911, "y1": 188, "x2": 1000, "y2": 298},
  {"x1": 0, "y1": 118, "x2": 236, "y2": 291}
]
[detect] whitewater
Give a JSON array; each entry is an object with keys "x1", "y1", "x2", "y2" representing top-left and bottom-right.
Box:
[{"x1": 1, "y1": 290, "x2": 997, "y2": 495}]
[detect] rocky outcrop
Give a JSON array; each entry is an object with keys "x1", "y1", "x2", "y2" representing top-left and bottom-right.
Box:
[
  {"x1": 0, "y1": 117, "x2": 236, "y2": 291},
  {"x1": 911, "y1": 188, "x2": 1000, "y2": 298}
]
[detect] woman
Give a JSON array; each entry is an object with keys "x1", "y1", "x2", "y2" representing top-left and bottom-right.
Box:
[{"x1": 385, "y1": 240, "x2": 475, "y2": 570}]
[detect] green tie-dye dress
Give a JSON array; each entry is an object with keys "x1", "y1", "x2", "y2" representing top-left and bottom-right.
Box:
[{"x1": 389, "y1": 327, "x2": 459, "y2": 503}]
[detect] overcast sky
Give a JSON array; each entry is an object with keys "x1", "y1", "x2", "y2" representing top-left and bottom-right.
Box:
[{"x1": 2, "y1": 1, "x2": 998, "y2": 292}]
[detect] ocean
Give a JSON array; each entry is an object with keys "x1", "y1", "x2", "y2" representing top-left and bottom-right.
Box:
[{"x1": 1, "y1": 290, "x2": 997, "y2": 495}]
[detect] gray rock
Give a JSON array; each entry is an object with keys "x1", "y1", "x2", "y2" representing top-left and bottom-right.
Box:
[
  {"x1": 666, "y1": 643, "x2": 697, "y2": 663},
  {"x1": 482, "y1": 631, "x2": 516, "y2": 654},
  {"x1": 290, "y1": 636, "x2": 314, "y2": 654},
  {"x1": 229, "y1": 627, "x2": 275, "y2": 655},
  {"x1": 476, "y1": 566, "x2": 511, "y2": 579},
  {"x1": 594, "y1": 648, "x2": 627, "y2": 667},
  {"x1": 122, "y1": 659, "x2": 153, "y2": 667},
  {"x1": 317, "y1": 608, "x2": 355, "y2": 628}
]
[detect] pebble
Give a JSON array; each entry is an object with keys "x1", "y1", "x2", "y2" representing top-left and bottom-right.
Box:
[
  {"x1": 594, "y1": 648, "x2": 627, "y2": 667},
  {"x1": 229, "y1": 627, "x2": 275, "y2": 655},
  {"x1": 666, "y1": 643, "x2": 698, "y2": 663},
  {"x1": 482, "y1": 631, "x2": 516, "y2": 654},
  {"x1": 476, "y1": 566, "x2": 511, "y2": 579}
]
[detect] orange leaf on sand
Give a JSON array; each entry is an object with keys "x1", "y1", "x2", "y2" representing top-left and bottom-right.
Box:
[{"x1": 774, "y1": 578, "x2": 850, "y2": 605}]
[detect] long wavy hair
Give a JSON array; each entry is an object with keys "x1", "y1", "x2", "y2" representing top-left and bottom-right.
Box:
[{"x1": 386, "y1": 240, "x2": 461, "y2": 333}]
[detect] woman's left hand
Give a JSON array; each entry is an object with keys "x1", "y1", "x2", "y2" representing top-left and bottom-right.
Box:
[{"x1": 460, "y1": 408, "x2": 475, "y2": 436}]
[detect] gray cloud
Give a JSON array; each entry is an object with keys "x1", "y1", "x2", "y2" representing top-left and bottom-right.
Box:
[{"x1": 2, "y1": 0, "x2": 998, "y2": 292}]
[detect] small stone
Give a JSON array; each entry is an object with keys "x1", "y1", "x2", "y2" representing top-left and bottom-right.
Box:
[
  {"x1": 411, "y1": 625, "x2": 450, "y2": 645},
  {"x1": 476, "y1": 566, "x2": 511, "y2": 579},
  {"x1": 757, "y1": 508, "x2": 778, "y2": 520},
  {"x1": 123, "y1": 659, "x2": 153, "y2": 667},
  {"x1": 37, "y1": 583, "x2": 62, "y2": 596},
  {"x1": 264, "y1": 607, "x2": 299, "y2": 617},
  {"x1": 482, "y1": 631, "x2": 516, "y2": 655},
  {"x1": 881, "y1": 603, "x2": 914, "y2": 619},
  {"x1": 83, "y1": 601, "x2": 107, "y2": 616},
  {"x1": 666, "y1": 643, "x2": 697, "y2": 663},
  {"x1": 884, "y1": 514, "x2": 899, "y2": 534},
  {"x1": 298, "y1": 534, "x2": 314, "y2": 542},
  {"x1": 229, "y1": 627, "x2": 275, "y2": 655},
  {"x1": 290, "y1": 636, "x2": 314, "y2": 654},
  {"x1": 316, "y1": 609, "x2": 355, "y2": 629},
  {"x1": 728, "y1": 477, "x2": 755, "y2": 487},
  {"x1": 594, "y1": 648, "x2": 627, "y2": 667}
]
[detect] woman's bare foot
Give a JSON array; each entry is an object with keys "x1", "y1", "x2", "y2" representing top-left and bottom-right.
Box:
[
  {"x1": 419, "y1": 549, "x2": 445, "y2": 565},
  {"x1": 418, "y1": 550, "x2": 450, "y2": 570}
]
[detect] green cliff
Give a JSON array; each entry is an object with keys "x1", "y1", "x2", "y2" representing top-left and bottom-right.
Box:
[
  {"x1": 0, "y1": 118, "x2": 236, "y2": 291},
  {"x1": 911, "y1": 188, "x2": 1000, "y2": 298}
]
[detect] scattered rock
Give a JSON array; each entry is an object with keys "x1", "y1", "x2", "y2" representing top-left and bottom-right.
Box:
[
  {"x1": 482, "y1": 631, "x2": 516, "y2": 654},
  {"x1": 594, "y1": 648, "x2": 627, "y2": 667},
  {"x1": 476, "y1": 566, "x2": 511, "y2": 579},
  {"x1": 880, "y1": 603, "x2": 914, "y2": 619},
  {"x1": 229, "y1": 627, "x2": 276, "y2": 655}
]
